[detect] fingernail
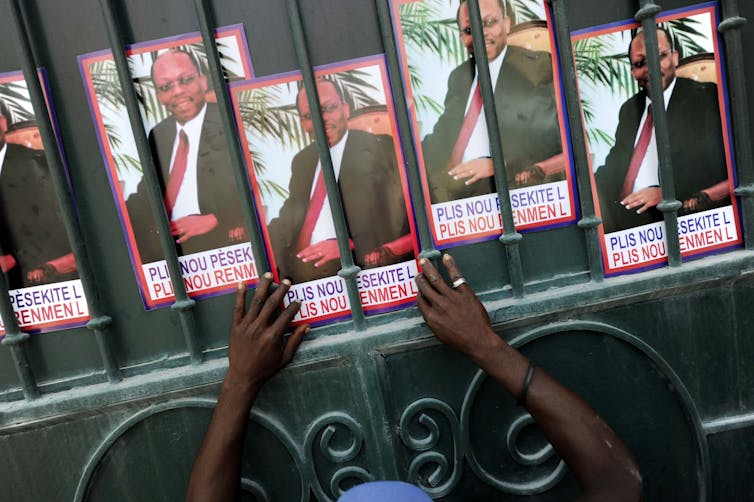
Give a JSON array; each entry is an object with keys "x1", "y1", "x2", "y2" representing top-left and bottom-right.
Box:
[
  {"x1": 443, "y1": 254, "x2": 452, "y2": 262},
  {"x1": 282, "y1": 279, "x2": 291, "y2": 286},
  {"x1": 305, "y1": 326, "x2": 312, "y2": 333},
  {"x1": 419, "y1": 258, "x2": 427, "y2": 266},
  {"x1": 263, "y1": 272, "x2": 273, "y2": 279},
  {"x1": 237, "y1": 281, "x2": 244, "y2": 290},
  {"x1": 453, "y1": 175, "x2": 459, "y2": 180}
]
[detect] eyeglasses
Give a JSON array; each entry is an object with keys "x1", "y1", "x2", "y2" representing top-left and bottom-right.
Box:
[
  {"x1": 460, "y1": 16, "x2": 501, "y2": 36},
  {"x1": 630, "y1": 50, "x2": 672, "y2": 71},
  {"x1": 155, "y1": 73, "x2": 199, "y2": 93},
  {"x1": 300, "y1": 102, "x2": 342, "y2": 120}
]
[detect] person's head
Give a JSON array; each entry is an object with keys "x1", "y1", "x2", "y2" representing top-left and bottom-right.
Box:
[
  {"x1": 151, "y1": 49, "x2": 208, "y2": 125},
  {"x1": 457, "y1": 0, "x2": 511, "y2": 62},
  {"x1": 628, "y1": 27, "x2": 679, "y2": 97},
  {"x1": 0, "y1": 101, "x2": 9, "y2": 149},
  {"x1": 296, "y1": 78, "x2": 350, "y2": 147}
]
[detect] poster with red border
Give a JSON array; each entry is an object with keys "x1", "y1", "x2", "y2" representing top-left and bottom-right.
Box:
[
  {"x1": 389, "y1": 0, "x2": 578, "y2": 249},
  {"x1": 571, "y1": 2, "x2": 742, "y2": 275},
  {"x1": 0, "y1": 70, "x2": 89, "y2": 335},
  {"x1": 78, "y1": 25, "x2": 258, "y2": 309},
  {"x1": 231, "y1": 55, "x2": 420, "y2": 326}
]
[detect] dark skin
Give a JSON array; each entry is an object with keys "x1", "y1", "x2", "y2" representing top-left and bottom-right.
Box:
[
  {"x1": 187, "y1": 258, "x2": 642, "y2": 501},
  {"x1": 416, "y1": 254, "x2": 643, "y2": 501},
  {"x1": 185, "y1": 274, "x2": 309, "y2": 502}
]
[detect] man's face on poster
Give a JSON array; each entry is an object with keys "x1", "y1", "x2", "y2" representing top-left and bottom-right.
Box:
[
  {"x1": 297, "y1": 81, "x2": 350, "y2": 148},
  {"x1": 457, "y1": 0, "x2": 511, "y2": 62},
  {"x1": 629, "y1": 30, "x2": 679, "y2": 97},
  {"x1": 152, "y1": 51, "x2": 208, "y2": 125}
]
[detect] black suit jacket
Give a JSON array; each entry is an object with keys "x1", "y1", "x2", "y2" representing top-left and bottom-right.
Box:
[
  {"x1": 267, "y1": 130, "x2": 410, "y2": 283},
  {"x1": 127, "y1": 103, "x2": 243, "y2": 263},
  {"x1": 595, "y1": 77, "x2": 728, "y2": 233},
  {"x1": 0, "y1": 144, "x2": 71, "y2": 288},
  {"x1": 421, "y1": 45, "x2": 563, "y2": 203}
]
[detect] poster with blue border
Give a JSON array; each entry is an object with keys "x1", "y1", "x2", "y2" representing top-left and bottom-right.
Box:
[
  {"x1": 78, "y1": 25, "x2": 258, "y2": 309},
  {"x1": 389, "y1": 0, "x2": 578, "y2": 249},
  {"x1": 231, "y1": 56, "x2": 420, "y2": 326},
  {"x1": 571, "y1": 2, "x2": 742, "y2": 276}
]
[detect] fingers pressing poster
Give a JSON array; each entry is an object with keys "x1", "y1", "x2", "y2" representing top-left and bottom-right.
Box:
[
  {"x1": 0, "y1": 71, "x2": 89, "y2": 335},
  {"x1": 390, "y1": 0, "x2": 577, "y2": 248},
  {"x1": 79, "y1": 26, "x2": 257, "y2": 308},
  {"x1": 231, "y1": 56, "x2": 420, "y2": 326},
  {"x1": 572, "y1": 3, "x2": 742, "y2": 275}
]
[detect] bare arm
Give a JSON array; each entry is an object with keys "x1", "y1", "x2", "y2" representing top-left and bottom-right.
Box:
[
  {"x1": 415, "y1": 255, "x2": 642, "y2": 501},
  {"x1": 186, "y1": 274, "x2": 309, "y2": 502}
]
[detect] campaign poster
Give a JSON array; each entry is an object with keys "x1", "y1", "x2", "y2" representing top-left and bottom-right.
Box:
[
  {"x1": 390, "y1": 0, "x2": 577, "y2": 248},
  {"x1": 231, "y1": 56, "x2": 420, "y2": 326},
  {"x1": 0, "y1": 71, "x2": 89, "y2": 335},
  {"x1": 572, "y1": 2, "x2": 742, "y2": 276},
  {"x1": 79, "y1": 26, "x2": 258, "y2": 309}
]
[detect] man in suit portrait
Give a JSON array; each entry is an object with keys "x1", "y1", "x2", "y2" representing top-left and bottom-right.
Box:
[
  {"x1": 126, "y1": 48, "x2": 244, "y2": 263},
  {"x1": 267, "y1": 79, "x2": 412, "y2": 284},
  {"x1": 594, "y1": 27, "x2": 729, "y2": 233},
  {"x1": 421, "y1": 0, "x2": 565, "y2": 204},
  {"x1": 0, "y1": 100, "x2": 76, "y2": 289}
]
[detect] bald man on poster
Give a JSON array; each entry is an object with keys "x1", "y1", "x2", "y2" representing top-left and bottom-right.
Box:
[
  {"x1": 421, "y1": 0, "x2": 565, "y2": 204},
  {"x1": 126, "y1": 49, "x2": 245, "y2": 263},
  {"x1": 267, "y1": 79, "x2": 412, "y2": 284},
  {"x1": 595, "y1": 28, "x2": 729, "y2": 233}
]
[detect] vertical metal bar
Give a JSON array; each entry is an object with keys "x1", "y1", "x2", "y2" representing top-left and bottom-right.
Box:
[
  {"x1": 374, "y1": 0, "x2": 441, "y2": 262},
  {"x1": 192, "y1": 0, "x2": 271, "y2": 274},
  {"x1": 635, "y1": 2, "x2": 683, "y2": 267},
  {"x1": 0, "y1": 275, "x2": 38, "y2": 400},
  {"x1": 7, "y1": 0, "x2": 120, "y2": 382},
  {"x1": 285, "y1": 0, "x2": 366, "y2": 330},
  {"x1": 548, "y1": 0, "x2": 604, "y2": 282},
  {"x1": 466, "y1": 0, "x2": 525, "y2": 297},
  {"x1": 718, "y1": 1, "x2": 754, "y2": 249},
  {"x1": 97, "y1": 0, "x2": 202, "y2": 363}
]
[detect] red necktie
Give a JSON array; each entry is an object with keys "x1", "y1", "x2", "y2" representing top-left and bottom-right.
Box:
[
  {"x1": 620, "y1": 105, "x2": 654, "y2": 199},
  {"x1": 447, "y1": 83, "x2": 483, "y2": 169},
  {"x1": 296, "y1": 169, "x2": 328, "y2": 252},
  {"x1": 164, "y1": 129, "x2": 189, "y2": 218}
]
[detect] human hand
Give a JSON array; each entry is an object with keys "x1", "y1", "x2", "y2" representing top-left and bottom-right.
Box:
[
  {"x1": 297, "y1": 239, "x2": 342, "y2": 267},
  {"x1": 228, "y1": 226, "x2": 248, "y2": 243},
  {"x1": 227, "y1": 274, "x2": 309, "y2": 391},
  {"x1": 621, "y1": 187, "x2": 662, "y2": 214},
  {"x1": 514, "y1": 165, "x2": 545, "y2": 187},
  {"x1": 415, "y1": 254, "x2": 501, "y2": 365},
  {"x1": 171, "y1": 214, "x2": 219, "y2": 244},
  {"x1": 0, "y1": 254, "x2": 17, "y2": 273},
  {"x1": 364, "y1": 246, "x2": 396, "y2": 268},
  {"x1": 682, "y1": 191, "x2": 712, "y2": 214},
  {"x1": 447, "y1": 157, "x2": 494, "y2": 186}
]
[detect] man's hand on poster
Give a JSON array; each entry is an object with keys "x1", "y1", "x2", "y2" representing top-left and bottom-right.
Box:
[
  {"x1": 364, "y1": 246, "x2": 396, "y2": 268},
  {"x1": 514, "y1": 164, "x2": 545, "y2": 187},
  {"x1": 621, "y1": 187, "x2": 662, "y2": 214},
  {"x1": 171, "y1": 214, "x2": 218, "y2": 244},
  {"x1": 298, "y1": 238, "x2": 353, "y2": 268},
  {"x1": 0, "y1": 254, "x2": 17, "y2": 274},
  {"x1": 228, "y1": 226, "x2": 248, "y2": 243},
  {"x1": 682, "y1": 191, "x2": 712, "y2": 214},
  {"x1": 447, "y1": 157, "x2": 494, "y2": 185},
  {"x1": 27, "y1": 253, "x2": 77, "y2": 284}
]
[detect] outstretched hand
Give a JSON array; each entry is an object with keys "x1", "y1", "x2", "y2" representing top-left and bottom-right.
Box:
[
  {"x1": 415, "y1": 254, "x2": 501, "y2": 365},
  {"x1": 227, "y1": 273, "x2": 309, "y2": 390}
]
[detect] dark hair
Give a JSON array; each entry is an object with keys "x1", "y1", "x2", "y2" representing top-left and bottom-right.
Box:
[
  {"x1": 150, "y1": 48, "x2": 203, "y2": 83},
  {"x1": 628, "y1": 25, "x2": 678, "y2": 59},
  {"x1": 456, "y1": 0, "x2": 510, "y2": 26}
]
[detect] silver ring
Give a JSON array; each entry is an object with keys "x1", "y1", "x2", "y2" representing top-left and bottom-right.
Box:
[{"x1": 452, "y1": 277, "x2": 467, "y2": 289}]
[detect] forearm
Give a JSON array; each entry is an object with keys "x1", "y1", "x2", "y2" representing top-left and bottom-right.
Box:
[
  {"x1": 475, "y1": 330, "x2": 642, "y2": 500},
  {"x1": 186, "y1": 376, "x2": 261, "y2": 502}
]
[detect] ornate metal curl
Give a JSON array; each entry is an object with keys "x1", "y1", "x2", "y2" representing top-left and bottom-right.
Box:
[
  {"x1": 304, "y1": 412, "x2": 373, "y2": 501},
  {"x1": 399, "y1": 398, "x2": 463, "y2": 497}
]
